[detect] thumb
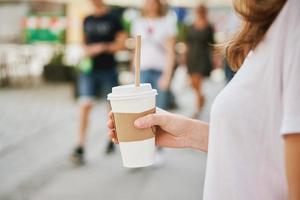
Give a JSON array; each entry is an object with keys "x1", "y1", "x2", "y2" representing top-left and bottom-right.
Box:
[{"x1": 134, "y1": 113, "x2": 166, "y2": 129}]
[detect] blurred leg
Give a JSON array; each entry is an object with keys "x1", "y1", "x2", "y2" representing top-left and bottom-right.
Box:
[
  {"x1": 98, "y1": 68, "x2": 119, "y2": 154},
  {"x1": 70, "y1": 100, "x2": 93, "y2": 165},
  {"x1": 146, "y1": 70, "x2": 168, "y2": 110},
  {"x1": 71, "y1": 73, "x2": 95, "y2": 164},
  {"x1": 78, "y1": 101, "x2": 93, "y2": 147},
  {"x1": 141, "y1": 70, "x2": 168, "y2": 107},
  {"x1": 190, "y1": 73, "x2": 204, "y2": 113},
  {"x1": 77, "y1": 73, "x2": 95, "y2": 147}
]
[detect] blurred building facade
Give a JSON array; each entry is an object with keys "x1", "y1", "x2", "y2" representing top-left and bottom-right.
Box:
[{"x1": 0, "y1": 0, "x2": 235, "y2": 87}]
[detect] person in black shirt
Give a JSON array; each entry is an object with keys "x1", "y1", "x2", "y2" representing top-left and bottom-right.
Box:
[{"x1": 70, "y1": 0, "x2": 127, "y2": 164}]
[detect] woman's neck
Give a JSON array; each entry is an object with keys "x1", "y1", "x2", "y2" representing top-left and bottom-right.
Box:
[
  {"x1": 194, "y1": 17, "x2": 208, "y2": 29},
  {"x1": 144, "y1": 11, "x2": 161, "y2": 19},
  {"x1": 94, "y1": 6, "x2": 108, "y2": 16}
]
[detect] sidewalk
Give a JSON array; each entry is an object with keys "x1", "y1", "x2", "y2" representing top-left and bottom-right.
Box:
[{"x1": 0, "y1": 69, "x2": 225, "y2": 200}]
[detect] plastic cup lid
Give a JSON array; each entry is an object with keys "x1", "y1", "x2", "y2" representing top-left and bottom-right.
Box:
[{"x1": 107, "y1": 83, "x2": 157, "y2": 100}]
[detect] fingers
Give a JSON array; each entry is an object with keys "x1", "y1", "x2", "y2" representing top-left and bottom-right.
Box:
[
  {"x1": 107, "y1": 111, "x2": 118, "y2": 144},
  {"x1": 134, "y1": 113, "x2": 167, "y2": 129},
  {"x1": 108, "y1": 111, "x2": 114, "y2": 120},
  {"x1": 108, "y1": 129, "x2": 119, "y2": 144},
  {"x1": 107, "y1": 111, "x2": 115, "y2": 129},
  {"x1": 107, "y1": 118, "x2": 115, "y2": 129},
  {"x1": 108, "y1": 110, "x2": 171, "y2": 144}
]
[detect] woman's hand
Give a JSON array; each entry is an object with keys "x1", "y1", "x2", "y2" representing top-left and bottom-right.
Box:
[{"x1": 107, "y1": 108, "x2": 209, "y2": 152}]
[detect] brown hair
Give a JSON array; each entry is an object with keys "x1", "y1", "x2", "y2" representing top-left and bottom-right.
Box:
[
  {"x1": 226, "y1": 0, "x2": 286, "y2": 71},
  {"x1": 141, "y1": 0, "x2": 167, "y2": 17}
]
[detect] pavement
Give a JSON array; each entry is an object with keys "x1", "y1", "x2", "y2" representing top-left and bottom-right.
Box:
[{"x1": 0, "y1": 68, "x2": 225, "y2": 200}]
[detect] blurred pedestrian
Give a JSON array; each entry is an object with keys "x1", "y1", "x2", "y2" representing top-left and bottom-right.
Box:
[
  {"x1": 130, "y1": 0, "x2": 176, "y2": 165},
  {"x1": 185, "y1": 5, "x2": 214, "y2": 118},
  {"x1": 109, "y1": 0, "x2": 300, "y2": 199},
  {"x1": 131, "y1": 0, "x2": 176, "y2": 110},
  {"x1": 70, "y1": 0, "x2": 127, "y2": 164}
]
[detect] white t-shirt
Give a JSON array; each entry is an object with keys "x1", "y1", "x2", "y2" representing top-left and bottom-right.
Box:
[
  {"x1": 131, "y1": 16, "x2": 176, "y2": 71},
  {"x1": 204, "y1": 0, "x2": 300, "y2": 199}
]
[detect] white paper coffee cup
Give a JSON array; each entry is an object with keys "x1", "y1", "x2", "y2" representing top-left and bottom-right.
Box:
[{"x1": 107, "y1": 83, "x2": 157, "y2": 168}]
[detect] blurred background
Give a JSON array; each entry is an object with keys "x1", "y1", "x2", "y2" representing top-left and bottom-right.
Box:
[{"x1": 0, "y1": 0, "x2": 239, "y2": 199}]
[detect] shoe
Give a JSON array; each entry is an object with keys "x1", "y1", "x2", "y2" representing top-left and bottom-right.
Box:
[
  {"x1": 105, "y1": 141, "x2": 115, "y2": 154},
  {"x1": 70, "y1": 146, "x2": 85, "y2": 165}
]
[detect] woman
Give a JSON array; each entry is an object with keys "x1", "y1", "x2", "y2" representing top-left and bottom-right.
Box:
[
  {"x1": 185, "y1": 5, "x2": 214, "y2": 117},
  {"x1": 131, "y1": 0, "x2": 176, "y2": 109},
  {"x1": 109, "y1": 0, "x2": 300, "y2": 199}
]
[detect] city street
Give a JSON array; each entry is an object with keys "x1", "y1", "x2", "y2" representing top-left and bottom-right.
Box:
[{"x1": 0, "y1": 69, "x2": 225, "y2": 200}]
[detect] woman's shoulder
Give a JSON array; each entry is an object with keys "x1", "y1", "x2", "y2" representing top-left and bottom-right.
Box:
[{"x1": 267, "y1": 0, "x2": 300, "y2": 44}]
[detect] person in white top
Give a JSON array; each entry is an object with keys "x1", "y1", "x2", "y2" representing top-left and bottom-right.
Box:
[
  {"x1": 131, "y1": 0, "x2": 176, "y2": 109},
  {"x1": 108, "y1": 0, "x2": 300, "y2": 199}
]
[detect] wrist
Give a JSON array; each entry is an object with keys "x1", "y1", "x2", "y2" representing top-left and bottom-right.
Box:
[{"x1": 186, "y1": 120, "x2": 209, "y2": 152}]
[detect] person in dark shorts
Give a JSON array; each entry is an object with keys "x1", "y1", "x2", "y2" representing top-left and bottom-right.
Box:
[
  {"x1": 70, "y1": 0, "x2": 127, "y2": 164},
  {"x1": 185, "y1": 5, "x2": 214, "y2": 118}
]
